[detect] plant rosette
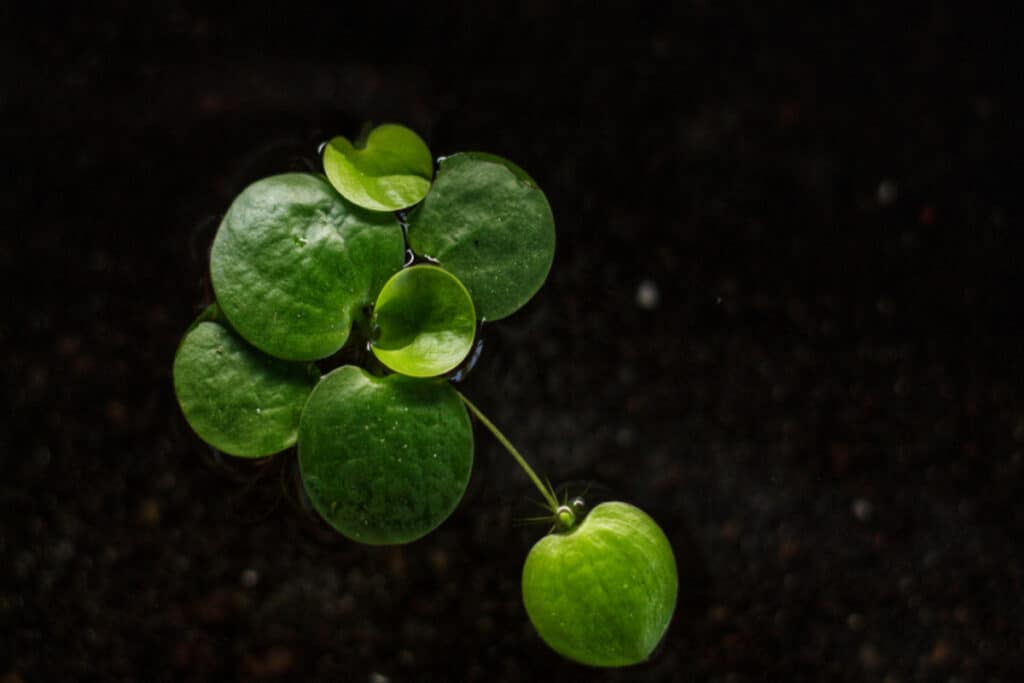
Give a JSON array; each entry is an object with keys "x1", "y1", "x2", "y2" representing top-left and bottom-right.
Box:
[{"x1": 174, "y1": 122, "x2": 677, "y2": 667}]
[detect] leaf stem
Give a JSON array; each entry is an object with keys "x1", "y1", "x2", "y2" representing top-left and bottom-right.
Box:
[{"x1": 457, "y1": 392, "x2": 559, "y2": 512}]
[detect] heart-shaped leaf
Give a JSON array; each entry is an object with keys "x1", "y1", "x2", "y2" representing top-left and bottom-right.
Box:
[
  {"x1": 371, "y1": 265, "x2": 476, "y2": 378},
  {"x1": 173, "y1": 317, "x2": 320, "y2": 458},
  {"x1": 406, "y1": 153, "x2": 555, "y2": 321},
  {"x1": 211, "y1": 173, "x2": 405, "y2": 361},
  {"x1": 298, "y1": 366, "x2": 473, "y2": 545},
  {"x1": 522, "y1": 502, "x2": 678, "y2": 667},
  {"x1": 323, "y1": 124, "x2": 434, "y2": 212}
]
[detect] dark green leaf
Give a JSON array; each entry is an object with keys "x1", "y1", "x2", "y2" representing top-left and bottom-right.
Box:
[
  {"x1": 298, "y1": 366, "x2": 473, "y2": 545},
  {"x1": 210, "y1": 173, "x2": 405, "y2": 361},
  {"x1": 371, "y1": 265, "x2": 476, "y2": 378},
  {"x1": 460, "y1": 151, "x2": 539, "y2": 187},
  {"x1": 407, "y1": 153, "x2": 555, "y2": 321},
  {"x1": 173, "y1": 319, "x2": 320, "y2": 458}
]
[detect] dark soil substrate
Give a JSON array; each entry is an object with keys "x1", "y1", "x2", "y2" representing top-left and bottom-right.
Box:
[{"x1": 3, "y1": 4, "x2": 1020, "y2": 681}]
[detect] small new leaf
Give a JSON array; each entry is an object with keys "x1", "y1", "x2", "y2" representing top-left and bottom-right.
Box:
[
  {"x1": 323, "y1": 123, "x2": 434, "y2": 211},
  {"x1": 371, "y1": 265, "x2": 477, "y2": 378}
]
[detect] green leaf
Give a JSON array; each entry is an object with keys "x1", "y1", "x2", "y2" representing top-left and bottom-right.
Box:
[
  {"x1": 460, "y1": 151, "x2": 539, "y2": 187},
  {"x1": 371, "y1": 265, "x2": 476, "y2": 378},
  {"x1": 173, "y1": 319, "x2": 320, "y2": 458},
  {"x1": 210, "y1": 173, "x2": 405, "y2": 361},
  {"x1": 521, "y1": 502, "x2": 678, "y2": 667},
  {"x1": 298, "y1": 366, "x2": 473, "y2": 545},
  {"x1": 406, "y1": 153, "x2": 555, "y2": 321},
  {"x1": 323, "y1": 124, "x2": 434, "y2": 211}
]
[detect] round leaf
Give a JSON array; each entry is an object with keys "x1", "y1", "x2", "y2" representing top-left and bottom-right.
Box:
[
  {"x1": 173, "y1": 319, "x2": 320, "y2": 458},
  {"x1": 371, "y1": 265, "x2": 476, "y2": 378},
  {"x1": 211, "y1": 173, "x2": 405, "y2": 361},
  {"x1": 406, "y1": 153, "x2": 555, "y2": 321},
  {"x1": 522, "y1": 502, "x2": 678, "y2": 667},
  {"x1": 323, "y1": 124, "x2": 434, "y2": 211},
  {"x1": 298, "y1": 366, "x2": 473, "y2": 545}
]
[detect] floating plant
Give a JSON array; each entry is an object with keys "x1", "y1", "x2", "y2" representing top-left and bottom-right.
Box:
[{"x1": 174, "y1": 122, "x2": 677, "y2": 667}]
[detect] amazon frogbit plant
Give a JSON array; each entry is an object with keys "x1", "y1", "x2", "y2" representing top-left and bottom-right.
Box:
[{"x1": 174, "y1": 124, "x2": 677, "y2": 667}]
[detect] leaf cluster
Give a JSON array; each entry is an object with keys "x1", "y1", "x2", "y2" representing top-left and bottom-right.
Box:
[
  {"x1": 174, "y1": 124, "x2": 555, "y2": 544},
  {"x1": 174, "y1": 124, "x2": 678, "y2": 668}
]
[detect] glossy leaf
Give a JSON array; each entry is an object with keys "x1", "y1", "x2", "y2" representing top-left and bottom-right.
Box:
[
  {"x1": 371, "y1": 265, "x2": 476, "y2": 378},
  {"x1": 522, "y1": 502, "x2": 678, "y2": 667},
  {"x1": 173, "y1": 319, "x2": 320, "y2": 458},
  {"x1": 210, "y1": 173, "x2": 405, "y2": 361},
  {"x1": 460, "y1": 151, "x2": 539, "y2": 187},
  {"x1": 407, "y1": 153, "x2": 555, "y2": 321},
  {"x1": 298, "y1": 366, "x2": 473, "y2": 545},
  {"x1": 323, "y1": 124, "x2": 433, "y2": 211}
]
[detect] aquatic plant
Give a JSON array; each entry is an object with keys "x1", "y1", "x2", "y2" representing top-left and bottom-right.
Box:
[{"x1": 173, "y1": 123, "x2": 677, "y2": 666}]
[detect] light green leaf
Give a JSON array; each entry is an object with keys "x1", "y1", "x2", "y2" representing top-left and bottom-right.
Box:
[
  {"x1": 371, "y1": 265, "x2": 476, "y2": 378},
  {"x1": 323, "y1": 124, "x2": 434, "y2": 211},
  {"x1": 173, "y1": 318, "x2": 320, "y2": 458},
  {"x1": 406, "y1": 153, "x2": 555, "y2": 321},
  {"x1": 522, "y1": 502, "x2": 678, "y2": 667},
  {"x1": 298, "y1": 366, "x2": 473, "y2": 545},
  {"x1": 210, "y1": 173, "x2": 405, "y2": 361}
]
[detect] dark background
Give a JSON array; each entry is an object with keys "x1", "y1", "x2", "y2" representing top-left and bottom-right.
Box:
[{"x1": 3, "y1": 2, "x2": 1021, "y2": 681}]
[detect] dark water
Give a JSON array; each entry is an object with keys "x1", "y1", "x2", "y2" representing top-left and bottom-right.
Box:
[{"x1": 3, "y1": 3, "x2": 1020, "y2": 681}]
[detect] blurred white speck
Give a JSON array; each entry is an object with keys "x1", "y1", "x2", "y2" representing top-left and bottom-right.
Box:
[
  {"x1": 852, "y1": 498, "x2": 873, "y2": 521},
  {"x1": 369, "y1": 674, "x2": 390, "y2": 683},
  {"x1": 877, "y1": 180, "x2": 898, "y2": 206},
  {"x1": 847, "y1": 612, "x2": 865, "y2": 631},
  {"x1": 635, "y1": 279, "x2": 660, "y2": 309},
  {"x1": 240, "y1": 568, "x2": 260, "y2": 588}
]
